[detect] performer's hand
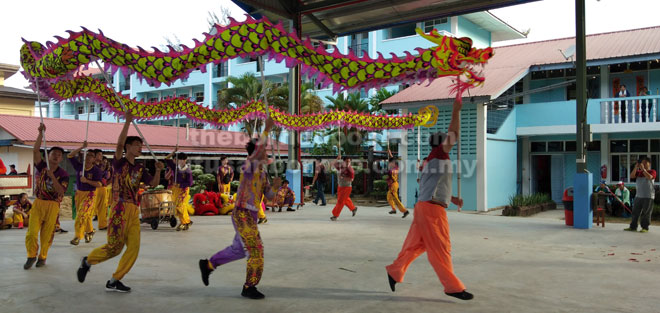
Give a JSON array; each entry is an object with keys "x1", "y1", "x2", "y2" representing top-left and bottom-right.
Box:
[
  {"x1": 38, "y1": 123, "x2": 46, "y2": 133},
  {"x1": 174, "y1": 145, "x2": 179, "y2": 153},
  {"x1": 82, "y1": 141, "x2": 88, "y2": 149},
  {"x1": 155, "y1": 161, "x2": 165, "y2": 171},
  {"x1": 451, "y1": 196, "x2": 463, "y2": 210}
]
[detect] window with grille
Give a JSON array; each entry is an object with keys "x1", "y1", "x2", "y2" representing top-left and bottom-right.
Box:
[
  {"x1": 195, "y1": 92, "x2": 204, "y2": 103},
  {"x1": 423, "y1": 18, "x2": 448, "y2": 33}
]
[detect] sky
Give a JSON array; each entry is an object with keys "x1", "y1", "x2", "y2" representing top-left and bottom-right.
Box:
[{"x1": 2, "y1": 0, "x2": 660, "y2": 89}]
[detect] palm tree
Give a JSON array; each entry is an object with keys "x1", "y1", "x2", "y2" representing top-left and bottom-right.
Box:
[
  {"x1": 216, "y1": 73, "x2": 287, "y2": 137},
  {"x1": 324, "y1": 92, "x2": 370, "y2": 155},
  {"x1": 367, "y1": 88, "x2": 399, "y2": 150},
  {"x1": 368, "y1": 88, "x2": 398, "y2": 114}
]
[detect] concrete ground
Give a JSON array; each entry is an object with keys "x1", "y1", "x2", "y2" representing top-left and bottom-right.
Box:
[{"x1": 1, "y1": 205, "x2": 659, "y2": 313}]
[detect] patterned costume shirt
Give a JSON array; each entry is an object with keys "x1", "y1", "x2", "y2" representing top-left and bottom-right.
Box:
[
  {"x1": 112, "y1": 157, "x2": 154, "y2": 204},
  {"x1": 34, "y1": 160, "x2": 69, "y2": 202},
  {"x1": 165, "y1": 159, "x2": 193, "y2": 189},
  {"x1": 234, "y1": 144, "x2": 275, "y2": 211},
  {"x1": 69, "y1": 156, "x2": 104, "y2": 191}
]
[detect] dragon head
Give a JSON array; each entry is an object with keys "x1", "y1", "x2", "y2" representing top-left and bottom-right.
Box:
[{"x1": 416, "y1": 28, "x2": 493, "y2": 88}]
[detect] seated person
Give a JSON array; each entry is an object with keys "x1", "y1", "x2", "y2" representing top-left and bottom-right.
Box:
[
  {"x1": 275, "y1": 179, "x2": 296, "y2": 212},
  {"x1": 612, "y1": 182, "x2": 631, "y2": 217},
  {"x1": 11, "y1": 193, "x2": 32, "y2": 229},
  {"x1": 594, "y1": 180, "x2": 613, "y2": 214}
]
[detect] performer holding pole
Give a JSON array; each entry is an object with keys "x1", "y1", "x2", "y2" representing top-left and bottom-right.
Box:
[
  {"x1": 386, "y1": 149, "x2": 409, "y2": 218},
  {"x1": 93, "y1": 150, "x2": 112, "y2": 230},
  {"x1": 68, "y1": 142, "x2": 104, "y2": 245},
  {"x1": 24, "y1": 123, "x2": 69, "y2": 269},
  {"x1": 77, "y1": 111, "x2": 163, "y2": 292},
  {"x1": 199, "y1": 116, "x2": 281, "y2": 300},
  {"x1": 330, "y1": 153, "x2": 357, "y2": 221},
  {"x1": 164, "y1": 146, "x2": 193, "y2": 231},
  {"x1": 385, "y1": 99, "x2": 473, "y2": 301}
]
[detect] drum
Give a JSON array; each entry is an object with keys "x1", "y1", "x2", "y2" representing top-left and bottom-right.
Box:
[{"x1": 140, "y1": 190, "x2": 173, "y2": 219}]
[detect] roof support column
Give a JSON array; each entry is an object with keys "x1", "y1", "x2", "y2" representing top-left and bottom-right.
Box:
[
  {"x1": 573, "y1": 0, "x2": 592, "y2": 229},
  {"x1": 476, "y1": 101, "x2": 487, "y2": 212}
]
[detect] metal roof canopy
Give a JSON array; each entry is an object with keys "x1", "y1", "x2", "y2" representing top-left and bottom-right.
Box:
[{"x1": 231, "y1": 0, "x2": 539, "y2": 39}]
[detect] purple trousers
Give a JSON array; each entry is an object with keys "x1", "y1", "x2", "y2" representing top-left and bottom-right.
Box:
[{"x1": 209, "y1": 207, "x2": 264, "y2": 287}]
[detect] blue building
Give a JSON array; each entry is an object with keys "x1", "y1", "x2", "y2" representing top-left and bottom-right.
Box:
[
  {"x1": 45, "y1": 12, "x2": 524, "y2": 153},
  {"x1": 382, "y1": 26, "x2": 660, "y2": 211}
]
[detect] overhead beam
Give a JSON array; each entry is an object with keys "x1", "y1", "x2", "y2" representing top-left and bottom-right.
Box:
[
  {"x1": 300, "y1": 0, "x2": 370, "y2": 15},
  {"x1": 305, "y1": 13, "x2": 337, "y2": 39}
]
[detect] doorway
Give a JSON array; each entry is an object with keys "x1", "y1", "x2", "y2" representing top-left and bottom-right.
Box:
[{"x1": 531, "y1": 155, "x2": 564, "y2": 203}]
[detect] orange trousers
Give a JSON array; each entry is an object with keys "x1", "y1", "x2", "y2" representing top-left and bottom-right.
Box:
[
  {"x1": 331, "y1": 186, "x2": 356, "y2": 217},
  {"x1": 386, "y1": 201, "x2": 465, "y2": 293}
]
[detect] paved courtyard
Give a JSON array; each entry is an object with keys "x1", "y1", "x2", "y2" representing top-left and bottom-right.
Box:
[{"x1": 1, "y1": 205, "x2": 659, "y2": 313}]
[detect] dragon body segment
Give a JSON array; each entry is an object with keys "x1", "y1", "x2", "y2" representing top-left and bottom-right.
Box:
[{"x1": 20, "y1": 16, "x2": 491, "y2": 129}]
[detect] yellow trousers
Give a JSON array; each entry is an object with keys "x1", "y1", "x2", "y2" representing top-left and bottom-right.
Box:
[
  {"x1": 387, "y1": 183, "x2": 408, "y2": 213},
  {"x1": 25, "y1": 199, "x2": 59, "y2": 260},
  {"x1": 257, "y1": 195, "x2": 266, "y2": 219},
  {"x1": 74, "y1": 190, "x2": 97, "y2": 240},
  {"x1": 94, "y1": 186, "x2": 109, "y2": 229},
  {"x1": 171, "y1": 185, "x2": 191, "y2": 225},
  {"x1": 4, "y1": 212, "x2": 24, "y2": 227},
  {"x1": 87, "y1": 201, "x2": 140, "y2": 280},
  {"x1": 221, "y1": 183, "x2": 231, "y2": 195}
]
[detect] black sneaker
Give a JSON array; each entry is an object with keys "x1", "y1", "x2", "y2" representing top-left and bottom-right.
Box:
[
  {"x1": 59, "y1": 228, "x2": 68, "y2": 233},
  {"x1": 24, "y1": 257, "x2": 37, "y2": 270},
  {"x1": 286, "y1": 207, "x2": 295, "y2": 212},
  {"x1": 77, "y1": 256, "x2": 91, "y2": 283},
  {"x1": 352, "y1": 207, "x2": 358, "y2": 217},
  {"x1": 320, "y1": 203, "x2": 326, "y2": 206},
  {"x1": 199, "y1": 259, "x2": 213, "y2": 286},
  {"x1": 387, "y1": 273, "x2": 397, "y2": 292},
  {"x1": 35, "y1": 259, "x2": 46, "y2": 267},
  {"x1": 330, "y1": 216, "x2": 337, "y2": 221},
  {"x1": 106, "y1": 280, "x2": 131, "y2": 292},
  {"x1": 445, "y1": 290, "x2": 474, "y2": 300},
  {"x1": 402, "y1": 211, "x2": 409, "y2": 219},
  {"x1": 278, "y1": 208, "x2": 282, "y2": 212},
  {"x1": 241, "y1": 286, "x2": 265, "y2": 299},
  {"x1": 389, "y1": 210, "x2": 396, "y2": 214}
]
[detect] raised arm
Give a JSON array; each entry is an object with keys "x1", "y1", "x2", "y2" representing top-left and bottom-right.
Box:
[
  {"x1": 443, "y1": 99, "x2": 463, "y2": 154},
  {"x1": 115, "y1": 111, "x2": 133, "y2": 160},
  {"x1": 149, "y1": 161, "x2": 164, "y2": 188},
  {"x1": 248, "y1": 117, "x2": 274, "y2": 163},
  {"x1": 164, "y1": 145, "x2": 179, "y2": 160},
  {"x1": 630, "y1": 163, "x2": 639, "y2": 179},
  {"x1": 33, "y1": 123, "x2": 45, "y2": 164},
  {"x1": 68, "y1": 141, "x2": 88, "y2": 158}
]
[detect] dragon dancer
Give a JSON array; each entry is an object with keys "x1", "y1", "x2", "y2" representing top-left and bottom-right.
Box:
[
  {"x1": 24, "y1": 123, "x2": 69, "y2": 270},
  {"x1": 199, "y1": 117, "x2": 281, "y2": 300},
  {"x1": 77, "y1": 111, "x2": 163, "y2": 292},
  {"x1": 386, "y1": 150, "x2": 409, "y2": 218},
  {"x1": 386, "y1": 99, "x2": 473, "y2": 301},
  {"x1": 68, "y1": 142, "x2": 104, "y2": 245},
  {"x1": 164, "y1": 147, "x2": 193, "y2": 231}
]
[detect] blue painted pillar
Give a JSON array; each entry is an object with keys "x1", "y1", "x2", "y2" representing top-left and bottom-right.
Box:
[
  {"x1": 286, "y1": 169, "x2": 302, "y2": 205},
  {"x1": 573, "y1": 173, "x2": 593, "y2": 229}
]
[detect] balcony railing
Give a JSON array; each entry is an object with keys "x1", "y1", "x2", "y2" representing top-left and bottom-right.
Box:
[{"x1": 600, "y1": 95, "x2": 659, "y2": 124}]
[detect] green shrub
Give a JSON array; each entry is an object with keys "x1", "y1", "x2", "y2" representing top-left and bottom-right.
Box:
[
  {"x1": 231, "y1": 181, "x2": 240, "y2": 193},
  {"x1": 508, "y1": 193, "x2": 552, "y2": 207},
  {"x1": 373, "y1": 180, "x2": 388, "y2": 192}
]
